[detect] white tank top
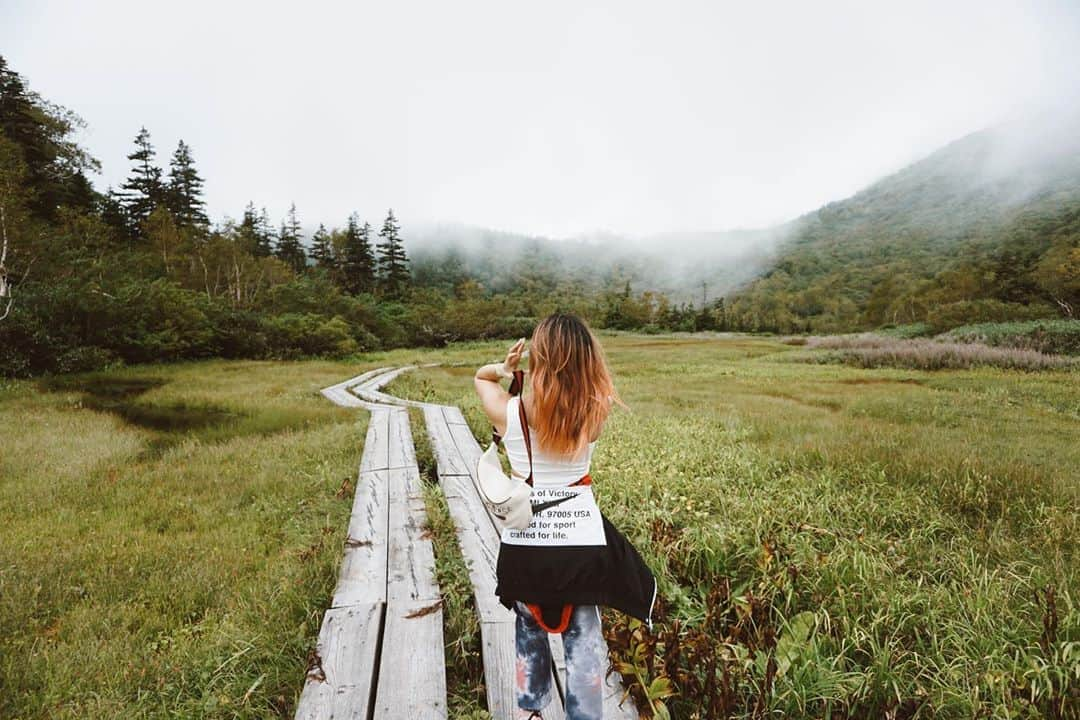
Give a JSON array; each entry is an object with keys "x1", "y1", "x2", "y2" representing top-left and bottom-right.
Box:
[
  {"x1": 500, "y1": 395, "x2": 606, "y2": 547},
  {"x1": 502, "y1": 396, "x2": 595, "y2": 488}
]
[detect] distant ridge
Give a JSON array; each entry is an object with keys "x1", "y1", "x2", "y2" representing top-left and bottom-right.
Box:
[{"x1": 724, "y1": 110, "x2": 1080, "y2": 332}]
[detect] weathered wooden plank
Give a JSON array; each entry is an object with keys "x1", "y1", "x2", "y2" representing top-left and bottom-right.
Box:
[
  {"x1": 352, "y1": 366, "x2": 406, "y2": 391},
  {"x1": 332, "y1": 470, "x2": 389, "y2": 608},
  {"x1": 549, "y1": 634, "x2": 568, "y2": 701},
  {"x1": 386, "y1": 407, "x2": 418, "y2": 470},
  {"x1": 385, "y1": 465, "x2": 439, "y2": 605},
  {"x1": 479, "y1": 621, "x2": 517, "y2": 720},
  {"x1": 385, "y1": 412, "x2": 438, "y2": 602},
  {"x1": 460, "y1": 468, "x2": 503, "y2": 537},
  {"x1": 439, "y1": 484, "x2": 511, "y2": 624},
  {"x1": 359, "y1": 409, "x2": 391, "y2": 472},
  {"x1": 446, "y1": 422, "x2": 486, "y2": 478},
  {"x1": 426, "y1": 416, "x2": 500, "y2": 536},
  {"x1": 374, "y1": 599, "x2": 448, "y2": 719},
  {"x1": 320, "y1": 385, "x2": 368, "y2": 408},
  {"x1": 375, "y1": 399, "x2": 446, "y2": 717},
  {"x1": 437, "y1": 474, "x2": 501, "y2": 558},
  {"x1": 321, "y1": 367, "x2": 393, "y2": 409},
  {"x1": 441, "y1": 405, "x2": 470, "y2": 426},
  {"x1": 311, "y1": 367, "x2": 448, "y2": 720},
  {"x1": 353, "y1": 366, "x2": 431, "y2": 409},
  {"x1": 366, "y1": 365, "x2": 414, "y2": 391},
  {"x1": 423, "y1": 407, "x2": 474, "y2": 478},
  {"x1": 294, "y1": 603, "x2": 382, "y2": 720},
  {"x1": 348, "y1": 369, "x2": 401, "y2": 406}
]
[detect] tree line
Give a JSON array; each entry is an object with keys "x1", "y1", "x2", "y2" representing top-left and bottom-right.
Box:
[
  {"x1": 99, "y1": 124, "x2": 412, "y2": 299},
  {"x1": 1, "y1": 56, "x2": 727, "y2": 377},
  {"x1": 14, "y1": 51, "x2": 1069, "y2": 377}
]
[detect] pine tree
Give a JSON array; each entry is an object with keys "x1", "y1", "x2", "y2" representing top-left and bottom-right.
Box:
[
  {"x1": 376, "y1": 209, "x2": 409, "y2": 298},
  {"x1": 99, "y1": 187, "x2": 130, "y2": 242},
  {"x1": 285, "y1": 202, "x2": 303, "y2": 248},
  {"x1": 0, "y1": 55, "x2": 97, "y2": 220},
  {"x1": 274, "y1": 202, "x2": 306, "y2": 273},
  {"x1": 254, "y1": 207, "x2": 274, "y2": 257},
  {"x1": 118, "y1": 126, "x2": 164, "y2": 236},
  {"x1": 237, "y1": 202, "x2": 260, "y2": 254},
  {"x1": 165, "y1": 140, "x2": 208, "y2": 227},
  {"x1": 341, "y1": 213, "x2": 377, "y2": 294},
  {"x1": 310, "y1": 223, "x2": 333, "y2": 269}
]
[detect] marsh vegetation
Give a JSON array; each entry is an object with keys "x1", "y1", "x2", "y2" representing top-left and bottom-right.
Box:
[{"x1": 3, "y1": 334, "x2": 1077, "y2": 718}]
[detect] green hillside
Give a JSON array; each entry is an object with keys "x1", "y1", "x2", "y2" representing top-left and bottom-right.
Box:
[{"x1": 726, "y1": 113, "x2": 1080, "y2": 333}]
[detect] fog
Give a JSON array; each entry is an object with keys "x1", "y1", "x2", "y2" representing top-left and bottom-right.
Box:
[{"x1": 3, "y1": 1, "x2": 1079, "y2": 243}]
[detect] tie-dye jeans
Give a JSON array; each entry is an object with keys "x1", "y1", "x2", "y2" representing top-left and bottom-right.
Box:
[{"x1": 513, "y1": 601, "x2": 605, "y2": 720}]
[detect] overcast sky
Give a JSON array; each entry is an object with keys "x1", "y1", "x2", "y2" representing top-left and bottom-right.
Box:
[{"x1": 3, "y1": 0, "x2": 1079, "y2": 238}]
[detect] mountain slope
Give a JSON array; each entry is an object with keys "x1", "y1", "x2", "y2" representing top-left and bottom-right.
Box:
[{"x1": 726, "y1": 112, "x2": 1080, "y2": 333}]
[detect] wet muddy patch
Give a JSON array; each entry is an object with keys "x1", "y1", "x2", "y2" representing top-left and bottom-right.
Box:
[{"x1": 38, "y1": 374, "x2": 255, "y2": 456}]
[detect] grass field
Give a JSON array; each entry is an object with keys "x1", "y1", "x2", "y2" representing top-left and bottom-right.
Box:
[{"x1": 2, "y1": 334, "x2": 1077, "y2": 718}]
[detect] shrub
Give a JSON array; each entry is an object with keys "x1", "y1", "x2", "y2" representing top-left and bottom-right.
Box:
[
  {"x1": 877, "y1": 322, "x2": 933, "y2": 338},
  {"x1": 210, "y1": 308, "x2": 270, "y2": 359},
  {"x1": 944, "y1": 319, "x2": 1080, "y2": 356},
  {"x1": 370, "y1": 302, "x2": 419, "y2": 348},
  {"x1": 0, "y1": 303, "x2": 69, "y2": 376},
  {"x1": 350, "y1": 325, "x2": 382, "y2": 353},
  {"x1": 925, "y1": 299, "x2": 1055, "y2": 333},
  {"x1": 262, "y1": 313, "x2": 358, "y2": 358},
  {"x1": 113, "y1": 280, "x2": 216, "y2": 364},
  {"x1": 488, "y1": 315, "x2": 537, "y2": 339},
  {"x1": 805, "y1": 334, "x2": 894, "y2": 350},
  {"x1": 804, "y1": 335, "x2": 1077, "y2": 371},
  {"x1": 55, "y1": 346, "x2": 118, "y2": 374}
]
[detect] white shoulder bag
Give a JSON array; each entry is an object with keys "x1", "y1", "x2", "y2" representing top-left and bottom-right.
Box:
[{"x1": 476, "y1": 370, "x2": 533, "y2": 531}]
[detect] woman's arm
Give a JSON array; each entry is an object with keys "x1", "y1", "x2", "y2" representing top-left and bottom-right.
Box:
[{"x1": 474, "y1": 338, "x2": 526, "y2": 437}]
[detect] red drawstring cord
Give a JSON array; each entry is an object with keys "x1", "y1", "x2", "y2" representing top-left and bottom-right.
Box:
[{"x1": 526, "y1": 602, "x2": 574, "y2": 633}]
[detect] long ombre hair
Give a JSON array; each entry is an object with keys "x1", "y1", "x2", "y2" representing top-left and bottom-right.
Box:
[{"x1": 526, "y1": 313, "x2": 622, "y2": 457}]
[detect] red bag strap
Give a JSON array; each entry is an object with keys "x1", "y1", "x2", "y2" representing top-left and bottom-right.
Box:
[{"x1": 508, "y1": 369, "x2": 524, "y2": 397}]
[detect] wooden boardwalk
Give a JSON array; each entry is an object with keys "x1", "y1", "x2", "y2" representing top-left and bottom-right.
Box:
[
  {"x1": 300, "y1": 367, "x2": 637, "y2": 719},
  {"x1": 297, "y1": 371, "x2": 445, "y2": 719}
]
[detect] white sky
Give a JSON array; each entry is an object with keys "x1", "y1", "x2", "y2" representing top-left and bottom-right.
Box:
[{"x1": 3, "y1": 0, "x2": 1079, "y2": 238}]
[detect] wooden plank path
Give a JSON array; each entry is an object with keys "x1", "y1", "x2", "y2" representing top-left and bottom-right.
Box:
[
  {"x1": 296, "y1": 370, "x2": 446, "y2": 720},
  {"x1": 302, "y1": 366, "x2": 637, "y2": 719}
]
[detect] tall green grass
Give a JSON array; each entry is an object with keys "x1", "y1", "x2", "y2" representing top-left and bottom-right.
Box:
[{"x1": 1, "y1": 361, "x2": 368, "y2": 718}]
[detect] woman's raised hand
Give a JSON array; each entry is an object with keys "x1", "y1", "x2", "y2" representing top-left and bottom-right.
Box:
[{"x1": 503, "y1": 337, "x2": 527, "y2": 375}]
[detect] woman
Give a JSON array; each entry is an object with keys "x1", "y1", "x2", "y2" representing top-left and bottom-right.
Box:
[{"x1": 474, "y1": 313, "x2": 656, "y2": 720}]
